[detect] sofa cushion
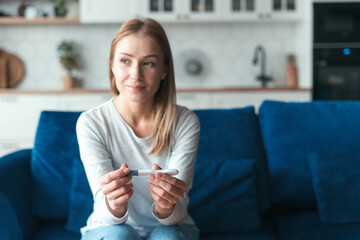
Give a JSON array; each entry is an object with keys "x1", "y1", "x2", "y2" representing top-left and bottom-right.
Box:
[
  {"x1": 274, "y1": 211, "x2": 360, "y2": 240},
  {"x1": 31, "y1": 111, "x2": 82, "y2": 220},
  {"x1": 259, "y1": 100, "x2": 360, "y2": 209},
  {"x1": 194, "y1": 107, "x2": 269, "y2": 212},
  {"x1": 66, "y1": 157, "x2": 93, "y2": 233},
  {"x1": 308, "y1": 150, "x2": 360, "y2": 223},
  {"x1": 200, "y1": 222, "x2": 275, "y2": 240},
  {"x1": 189, "y1": 159, "x2": 261, "y2": 233}
]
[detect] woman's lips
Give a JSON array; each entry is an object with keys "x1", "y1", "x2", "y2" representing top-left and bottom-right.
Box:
[{"x1": 127, "y1": 85, "x2": 145, "y2": 91}]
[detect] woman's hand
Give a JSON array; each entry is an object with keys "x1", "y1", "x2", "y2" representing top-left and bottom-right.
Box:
[
  {"x1": 99, "y1": 163, "x2": 134, "y2": 218},
  {"x1": 147, "y1": 164, "x2": 187, "y2": 219}
]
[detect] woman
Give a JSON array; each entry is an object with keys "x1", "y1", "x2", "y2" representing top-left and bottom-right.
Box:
[{"x1": 76, "y1": 18, "x2": 200, "y2": 240}]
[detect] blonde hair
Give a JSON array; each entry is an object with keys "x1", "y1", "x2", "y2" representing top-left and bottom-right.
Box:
[{"x1": 109, "y1": 18, "x2": 176, "y2": 155}]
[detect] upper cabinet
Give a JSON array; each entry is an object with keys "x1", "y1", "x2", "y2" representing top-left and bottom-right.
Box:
[
  {"x1": 138, "y1": 0, "x2": 223, "y2": 22},
  {"x1": 223, "y1": 0, "x2": 302, "y2": 21},
  {"x1": 79, "y1": 0, "x2": 303, "y2": 23},
  {"x1": 80, "y1": 0, "x2": 138, "y2": 23}
]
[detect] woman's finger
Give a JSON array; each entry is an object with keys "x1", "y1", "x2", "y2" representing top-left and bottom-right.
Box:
[
  {"x1": 156, "y1": 173, "x2": 187, "y2": 192},
  {"x1": 100, "y1": 163, "x2": 130, "y2": 186},
  {"x1": 101, "y1": 176, "x2": 132, "y2": 195},
  {"x1": 106, "y1": 182, "x2": 133, "y2": 201},
  {"x1": 148, "y1": 182, "x2": 173, "y2": 209},
  {"x1": 152, "y1": 177, "x2": 184, "y2": 200},
  {"x1": 148, "y1": 182, "x2": 178, "y2": 205}
]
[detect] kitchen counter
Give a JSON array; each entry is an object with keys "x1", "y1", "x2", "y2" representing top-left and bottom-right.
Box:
[{"x1": 0, "y1": 87, "x2": 311, "y2": 94}]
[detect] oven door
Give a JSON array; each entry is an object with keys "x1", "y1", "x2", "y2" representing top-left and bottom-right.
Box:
[
  {"x1": 313, "y1": 47, "x2": 360, "y2": 100},
  {"x1": 314, "y1": 2, "x2": 360, "y2": 43}
]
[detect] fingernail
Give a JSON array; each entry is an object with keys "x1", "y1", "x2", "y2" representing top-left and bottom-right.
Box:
[
  {"x1": 123, "y1": 168, "x2": 130, "y2": 174},
  {"x1": 149, "y1": 175, "x2": 155, "y2": 181},
  {"x1": 157, "y1": 173, "x2": 162, "y2": 178}
]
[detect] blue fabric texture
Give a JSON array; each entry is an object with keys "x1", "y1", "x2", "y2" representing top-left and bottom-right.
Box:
[
  {"x1": 274, "y1": 211, "x2": 360, "y2": 240},
  {"x1": 66, "y1": 157, "x2": 93, "y2": 233},
  {"x1": 32, "y1": 221, "x2": 81, "y2": 240},
  {"x1": 188, "y1": 159, "x2": 261, "y2": 233},
  {"x1": 0, "y1": 191, "x2": 22, "y2": 240},
  {"x1": 31, "y1": 111, "x2": 82, "y2": 220},
  {"x1": 194, "y1": 108, "x2": 269, "y2": 212},
  {"x1": 0, "y1": 149, "x2": 39, "y2": 239},
  {"x1": 308, "y1": 150, "x2": 360, "y2": 223},
  {"x1": 259, "y1": 100, "x2": 360, "y2": 209},
  {"x1": 200, "y1": 223, "x2": 275, "y2": 240}
]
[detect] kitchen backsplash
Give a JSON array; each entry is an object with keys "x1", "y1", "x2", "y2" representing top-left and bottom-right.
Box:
[{"x1": 1, "y1": 3, "x2": 298, "y2": 89}]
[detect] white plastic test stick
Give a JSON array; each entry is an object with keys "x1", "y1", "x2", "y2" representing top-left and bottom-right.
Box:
[{"x1": 128, "y1": 169, "x2": 179, "y2": 176}]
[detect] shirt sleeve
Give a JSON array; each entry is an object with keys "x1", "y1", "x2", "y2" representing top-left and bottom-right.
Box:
[
  {"x1": 76, "y1": 113, "x2": 129, "y2": 225},
  {"x1": 152, "y1": 107, "x2": 200, "y2": 225}
]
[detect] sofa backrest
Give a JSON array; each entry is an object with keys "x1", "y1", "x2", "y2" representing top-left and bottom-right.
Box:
[
  {"x1": 31, "y1": 111, "x2": 82, "y2": 220},
  {"x1": 31, "y1": 106, "x2": 270, "y2": 235},
  {"x1": 188, "y1": 107, "x2": 270, "y2": 234},
  {"x1": 259, "y1": 100, "x2": 360, "y2": 210}
]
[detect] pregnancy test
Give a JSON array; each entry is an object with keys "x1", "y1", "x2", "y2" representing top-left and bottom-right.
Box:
[{"x1": 128, "y1": 169, "x2": 179, "y2": 176}]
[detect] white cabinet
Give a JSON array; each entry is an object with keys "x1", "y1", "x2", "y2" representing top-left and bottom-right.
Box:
[
  {"x1": 79, "y1": 0, "x2": 302, "y2": 23},
  {"x1": 80, "y1": 0, "x2": 138, "y2": 23},
  {"x1": 224, "y1": 0, "x2": 302, "y2": 22},
  {"x1": 0, "y1": 93, "x2": 112, "y2": 157},
  {"x1": 138, "y1": 0, "x2": 223, "y2": 22}
]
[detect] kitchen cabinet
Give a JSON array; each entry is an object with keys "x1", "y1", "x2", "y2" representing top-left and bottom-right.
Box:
[
  {"x1": 80, "y1": 0, "x2": 138, "y2": 23},
  {"x1": 138, "y1": 0, "x2": 222, "y2": 22},
  {"x1": 224, "y1": 0, "x2": 303, "y2": 22},
  {"x1": 79, "y1": 0, "x2": 302, "y2": 23}
]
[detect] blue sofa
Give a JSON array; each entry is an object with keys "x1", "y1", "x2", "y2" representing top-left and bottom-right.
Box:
[{"x1": 1, "y1": 100, "x2": 360, "y2": 240}]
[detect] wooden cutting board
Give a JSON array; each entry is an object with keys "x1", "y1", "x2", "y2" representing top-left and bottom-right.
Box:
[{"x1": 0, "y1": 49, "x2": 25, "y2": 88}]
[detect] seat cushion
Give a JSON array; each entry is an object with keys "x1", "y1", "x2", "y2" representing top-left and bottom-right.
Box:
[
  {"x1": 33, "y1": 221, "x2": 80, "y2": 240},
  {"x1": 189, "y1": 159, "x2": 261, "y2": 233},
  {"x1": 308, "y1": 150, "x2": 360, "y2": 223},
  {"x1": 274, "y1": 211, "x2": 360, "y2": 240},
  {"x1": 31, "y1": 111, "x2": 82, "y2": 220},
  {"x1": 259, "y1": 100, "x2": 360, "y2": 209},
  {"x1": 194, "y1": 107, "x2": 270, "y2": 212},
  {"x1": 200, "y1": 223, "x2": 275, "y2": 240}
]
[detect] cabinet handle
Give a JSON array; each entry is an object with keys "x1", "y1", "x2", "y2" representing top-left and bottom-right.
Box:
[
  {"x1": 183, "y1": 14, "x2": 189, "y2": 20},
  {"x1": 0, "y1": 96, "x2": 18, "y2": 103},
  {"x1": 176, "y1": 14, "x2": 181, "y2": 20},
  {"x1": 258, "y1": 13, "x2": 264, "y2": 19},
  {"x1": 265, "y1": 13, "x2": 271, "y2": 19}
]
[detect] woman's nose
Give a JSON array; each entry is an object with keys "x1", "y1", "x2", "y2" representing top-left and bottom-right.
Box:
[{"x1": 130, "y1": 63, "x2": 142, "y2": 80}]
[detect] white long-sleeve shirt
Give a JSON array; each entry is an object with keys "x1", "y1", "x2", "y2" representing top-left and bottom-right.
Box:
[{"x1": 76, "y1": 98, "x2": 200, "y2": 237}]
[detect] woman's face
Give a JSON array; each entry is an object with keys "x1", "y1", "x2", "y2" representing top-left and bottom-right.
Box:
[{"x1": 111, "y1": 34, "x2": 168, "y2": 104}]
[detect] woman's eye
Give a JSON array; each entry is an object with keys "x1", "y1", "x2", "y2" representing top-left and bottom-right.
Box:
[
  {"x1": 120, "y1": 59, "x2": 129, "y2": 64},
  {"x1": 144, "y1": 61, "x2": 155, "y2": 67}
]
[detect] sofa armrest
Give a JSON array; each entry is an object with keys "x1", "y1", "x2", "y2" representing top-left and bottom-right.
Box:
[
  {"x1": 0, "y1": 191, "x2": 22, "y2": 240},
  {"x1": 0, "y1": 149, "x2": 39, "y2": 239}
]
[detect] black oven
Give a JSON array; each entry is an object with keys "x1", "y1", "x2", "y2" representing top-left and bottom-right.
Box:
[
  {"x1": 313, "y1": 46, "x2": 360, "y2": 100},
  {"x1": 313, "y1": 1, "x2": 360, "y2": 100}
]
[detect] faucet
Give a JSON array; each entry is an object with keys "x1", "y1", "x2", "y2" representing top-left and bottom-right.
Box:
[{"x1": 253, "y1": 45, "x2": 272, "y2": 88}]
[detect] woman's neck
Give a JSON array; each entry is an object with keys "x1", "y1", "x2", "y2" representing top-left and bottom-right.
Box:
[{"x1": 113, "y1": 95, "x2": 154, "y2": 137}]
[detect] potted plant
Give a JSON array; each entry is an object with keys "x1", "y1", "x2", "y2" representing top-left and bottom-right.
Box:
[
  {"x1": 54, "y1": 0, "x2": 68, "y2": 17},
  {"x1": 57, "y1": 40, "x2": 78, "y2": 89}
]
